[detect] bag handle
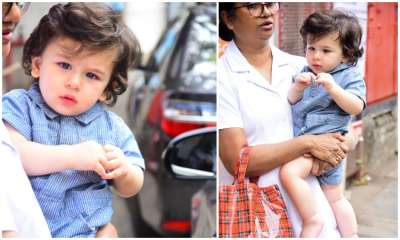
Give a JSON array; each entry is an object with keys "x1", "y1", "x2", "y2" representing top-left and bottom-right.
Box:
[
  {"x1": 234, "y1": 146, "x2": 249, "y2": 184},
  {"x1": 234, "y1": 145, "x2": 259, "y2": 184}
]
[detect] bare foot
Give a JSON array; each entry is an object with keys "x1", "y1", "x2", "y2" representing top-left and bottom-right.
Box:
[
  {"x1": 300, "y1": 214, "x2": 324, "y2": 237},
  {"x1": 96, "y1": 223, "x2": 118, "y2": 238}
]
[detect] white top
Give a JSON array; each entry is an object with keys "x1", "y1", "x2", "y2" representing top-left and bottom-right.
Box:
[
  {"x1": 218, "y1": 41, "x2": 340, "y2": 238},
  {"x1": 0, "y1": 122, "x2": 51, "y2": 237}
]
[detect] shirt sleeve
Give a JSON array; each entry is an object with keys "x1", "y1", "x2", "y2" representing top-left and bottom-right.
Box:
[
  {"x1": 0, "y1": 191, "x2": 16, "y2": 232},
  {"x1": 2, "y1": 90, "x2": 32, "y2": 140},
  {"x1": 217, "y1": 62, "x2": 243, "y2": 130},
  {"x1": 112, "y1": 114, "x2": 145, "y2": 170},
  {"x1": 341, "y1": 69, "x2": 367, "y2": 108}
]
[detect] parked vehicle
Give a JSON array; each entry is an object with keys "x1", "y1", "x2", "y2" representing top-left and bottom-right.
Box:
[
  {"x1": 125, "y1": 3, "x2": 216, "y2": 237},
  {"x1": 163, "y1": 127, "x2": 216, "y2": 237}
]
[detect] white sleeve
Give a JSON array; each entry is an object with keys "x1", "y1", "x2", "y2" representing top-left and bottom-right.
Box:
[
  {"x1": 0, "y1": 126, "x2": 51, "y2": 237},
  {"x1": 0, "y1": 190, "x2": 16, "y2": 232},
  {"x1": 218, "y1": 63, "x2": 243, "y2": 130}
]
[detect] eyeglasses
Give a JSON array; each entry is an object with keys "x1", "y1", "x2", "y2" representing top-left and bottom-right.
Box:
[
  {"x1": 234, "y1": 2, "x2": 279, "y2": 17},
  {"x1": 2, "y1": 2, "x2": 30, "y2": 19}
]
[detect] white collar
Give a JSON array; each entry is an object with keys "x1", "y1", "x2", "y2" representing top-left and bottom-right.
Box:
[{"x1": 223, "y1": 41, "x2": 291, "y2": 73}]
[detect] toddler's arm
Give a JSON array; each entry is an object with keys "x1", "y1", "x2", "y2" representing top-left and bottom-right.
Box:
[
  {"x1": 316, "y1": 73, "x2": 364, "y2": 115},
  {"x1": 288, "y1": 72, "x2": 315, "y2": 104},
  {"x1": 5, "y1": 123, "x2": 107, "y2": 177},
  {"x1": 101, "y1": 144, "x2": 144, "y2": 198}
]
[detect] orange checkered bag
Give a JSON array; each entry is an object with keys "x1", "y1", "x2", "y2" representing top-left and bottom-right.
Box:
[{"x1": 219, "y1": 146, "x2": 294, "y2": 238}]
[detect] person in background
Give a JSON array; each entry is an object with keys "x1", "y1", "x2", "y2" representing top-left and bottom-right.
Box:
[
  {"x1": 1, "y1": 2, "x2": 51, "y2": 237},
  {"x1": 218, "y1": 2, "x2": 356, "y2": 237}
]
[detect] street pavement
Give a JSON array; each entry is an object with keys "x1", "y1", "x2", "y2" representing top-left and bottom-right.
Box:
[{"x1": 347, "y1": 156, "x2": 398, "y2": 237}]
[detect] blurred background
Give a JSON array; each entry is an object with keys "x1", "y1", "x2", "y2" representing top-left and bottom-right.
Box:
[
  {"x1": 219, "y1": 2, "x2": 397, "y2": 237},
  {"x1": 3, "y1": 2, "x2": 216, "y2": 237}
]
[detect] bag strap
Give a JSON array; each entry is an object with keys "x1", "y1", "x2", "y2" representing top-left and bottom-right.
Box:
[
  {"x1": 234, "y1": 145, "x2": 259, "y2": 184},
  {"x1": 234, "y1": 146, "x2": 249, "y2": 184}
]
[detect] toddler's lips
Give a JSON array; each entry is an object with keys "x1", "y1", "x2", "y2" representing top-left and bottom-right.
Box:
[
  {"x1": 312, "y1": 64, "x2": 322, "y2": 70},
  {"x1": 60, "y1": 95, "x2": 77, "y2": 106}
]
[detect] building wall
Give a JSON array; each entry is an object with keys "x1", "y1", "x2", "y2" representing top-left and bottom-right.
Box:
[{"x1": 277, "y1": 2, "x2": 332, "y2": 57}]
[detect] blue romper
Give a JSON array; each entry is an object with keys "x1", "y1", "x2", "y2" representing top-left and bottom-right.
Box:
[
  {"x1": 292, "y1": 64, "x2": 366, "y2": 185},
  {"x1": 2, "y1": 82, "x2": 145, "y2": 237}
]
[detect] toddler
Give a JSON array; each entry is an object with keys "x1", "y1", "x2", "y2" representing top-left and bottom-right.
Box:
[
  {"x1": 280, "y1": 10, "x2": 366, "y2": 237},
  {"x1": 2, "y1": 3, "x2": 144, "y2": 237}
]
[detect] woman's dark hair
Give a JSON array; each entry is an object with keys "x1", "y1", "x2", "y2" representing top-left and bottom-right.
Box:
[
  {"x1": 219, "y1": 3, "x2": 236, "y2": 41},
  {"x1": 300, "y1": 9, "x2": 363, "y2": 66},
  {"x1": 22, "y1": 3, "x2": 141, "y2": 106}
]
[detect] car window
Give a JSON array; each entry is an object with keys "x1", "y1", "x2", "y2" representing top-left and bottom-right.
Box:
[{"x1": 166, "y1": 8, "x2": 216, "y2": 93}]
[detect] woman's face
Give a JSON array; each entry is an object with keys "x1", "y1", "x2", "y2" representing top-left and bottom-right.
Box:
[
  {"x1": 2, "y1": 3, "x2": 22, "y2": 57},
  {"x1": 222, "y1": 3, "x2": 278, "y2": 43}
]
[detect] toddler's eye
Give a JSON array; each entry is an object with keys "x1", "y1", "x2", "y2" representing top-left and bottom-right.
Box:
[
  {"x1": 86, "y1": 72, "x2": 99, "y2": 80},
  {"x1": 57, "y1": 62, "x2": 71, "y2": 70},
  {"x1": 323, "y1": 49, "x2": 331, "y2": 53},
  {"x1": 307, "y1": 46, "x2": 315, "y2": 51}
]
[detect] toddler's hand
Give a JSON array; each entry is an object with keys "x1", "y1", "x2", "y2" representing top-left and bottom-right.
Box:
[
  {"x1": 100, "y1": 144, "x2": 130, "y2": 180},
  {"x1": 74, "y1": 140, "x2": 107, "y2": 177},
  {"x1": 295, "y1": 72, "x2": 315, "y2": 88},
  {"x1": 315, "y1": 72, "x2": 337, "y2": 92}
]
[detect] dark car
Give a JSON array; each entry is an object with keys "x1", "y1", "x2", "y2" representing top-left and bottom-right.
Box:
[
  {"x1": 163, "y1": 127, "x2": 216, "y2": 237},
  {"x1": 125, "y1": 3, "x2": 216, "y2": 237}
]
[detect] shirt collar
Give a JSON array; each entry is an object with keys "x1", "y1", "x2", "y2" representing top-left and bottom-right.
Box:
[
  {"x1": 27, "y1": 82, "x2": 105, "y2": 125},
  {"x1": 224, "y1": 41, "x2": 251, "y2": 73},
  {"x1": 305, "y1": 63, "x2": 351, "y2": 75},
  {"x1": 329, "y1": 63, "x2": 351, "y2": 74},
  {"x1": 224, "y1": 41, "x2": 294, "y2": 73}
]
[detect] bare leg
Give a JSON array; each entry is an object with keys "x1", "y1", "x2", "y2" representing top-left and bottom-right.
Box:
[
  {"x1": 280, "y1": 157, "x2": 324, "y2": 237},
  {"x1": 96, "y1": 222, "x2": 118, "y2": 238},
  {"x1": 2, "y1": 231, "x2": 17, "y2": 238},
  {"x1": 322, "y1": 184, "x2": 358, "y2": 237}
]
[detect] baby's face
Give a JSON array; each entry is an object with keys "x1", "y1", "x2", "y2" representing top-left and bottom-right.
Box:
[
  {"x1": 305, "y1": 31, "x2": 346, "y2": 74},
  {"x1": 30, "y1": 37, "x2": 117, "y2": 116}
]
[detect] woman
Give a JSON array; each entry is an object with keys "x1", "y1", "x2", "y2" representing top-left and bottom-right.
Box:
[
  {"x1": 218, "y1": 3, "x2": 353, "y2": 237},
  {"x1": 1, "y1": 2, "x2": 51, "y2": 237}
]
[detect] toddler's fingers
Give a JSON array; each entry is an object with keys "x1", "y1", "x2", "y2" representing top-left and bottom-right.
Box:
[
  {"x1": 101, "y1": 158, "x2": 120, "y2": 171},
  {"x1": 103, "y1": 168, "x2": 123, "y2": 180},
  {"x1": 105, "y1": 150, "x2": 121, "y2": 161},
  {"x1": 298, "y1": 76, "x2": 309, "y2": 84},
  {"x1": 103, "y1": 144, "x2": 117, "y2": 152},
  {"x1": 95, "y1": 163, "x2": 107, "y2": 178}
]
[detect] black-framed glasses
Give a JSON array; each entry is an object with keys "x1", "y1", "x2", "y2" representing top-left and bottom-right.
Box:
[
  {"x1": 2, "y1": 2, "x2": 30, "y2": 19},
  {"x1": 234, "y1": 2, "x2": 279, "y2": 17}
]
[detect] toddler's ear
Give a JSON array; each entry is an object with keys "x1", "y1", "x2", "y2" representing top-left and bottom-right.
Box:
[{"x1": 31, "y1": 57, "x2": 42, "y2": 78}]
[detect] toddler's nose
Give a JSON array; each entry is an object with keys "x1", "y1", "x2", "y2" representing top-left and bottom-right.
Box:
[{"x1": 66, "y1": 75, "x2": 81, "y2": 90}]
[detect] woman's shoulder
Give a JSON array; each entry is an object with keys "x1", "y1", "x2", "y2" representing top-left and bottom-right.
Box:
[{"x1": 271, "y1": 46, "x2": 306, "y2": 71}]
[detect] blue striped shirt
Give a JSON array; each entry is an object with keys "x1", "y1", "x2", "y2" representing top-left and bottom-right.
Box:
[{"x1": 2, "y1": 82, "x2": 145, "y2": 237}]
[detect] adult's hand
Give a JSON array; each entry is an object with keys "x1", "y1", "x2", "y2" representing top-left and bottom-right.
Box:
[
  {"x1": 311, "y1": 159, "x2": 335, "y2": 176},
  {"x1": 306, "y1": 133, "x2": 348, "y2": 167}
]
